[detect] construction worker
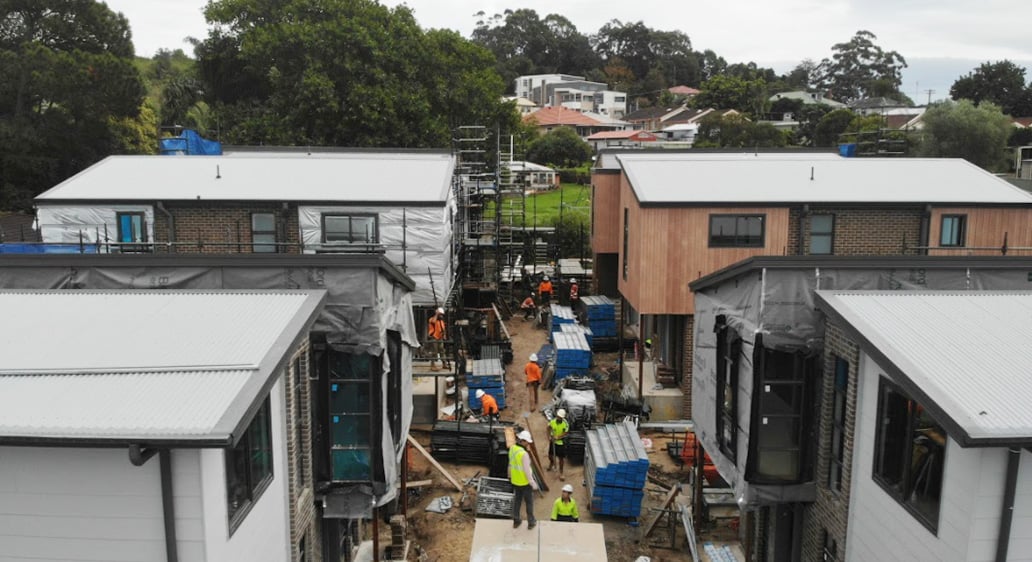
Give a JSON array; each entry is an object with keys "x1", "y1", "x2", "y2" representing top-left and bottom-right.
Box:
[
  {"x1": 569, "y1": 279, "x2": 579, "y2": 306},
  {"x1": 538, "y1": 275, "x2": 553, "y2": 305},
  {"x1": 476, "y1": 389, "x2": 499, "y2": 420},
  {"x1": 525, "y1": 353, "x2": 541, "y2": 409},
  {"x1": 550, "y1": 484, "x2": 579, "y2": 522},
  {"x1": 547, "y1": 408, "x2": 570, "y2": 480},
  {"x1": 520, "y1": 294, "x2": 536, "y2": 320},
  {"x1": 427, "y1": 307, "x2": 448, "y2": 371},
  {"x1": 509, "y1": 430, "x2": 540, "y2": 529}
]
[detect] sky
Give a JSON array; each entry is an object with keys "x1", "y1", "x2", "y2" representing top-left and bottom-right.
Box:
[{"x1": 103, "y1": 0, "x2": 1032, "y2": 103}]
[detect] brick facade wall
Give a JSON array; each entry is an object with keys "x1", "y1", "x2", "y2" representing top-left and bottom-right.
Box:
[
  {"x1": 151, "y1": 203, "x2": 301, "y2": 253},
  {"x1": 682, "y1": 314, "x2": 695, "y2": 419},
  {"x1": 286, "y1": 341, "x2": 321, "y2": 562},
  {"x1": 800, "y1": 322, "x2": 860, "y2": 561},
  {"x1": 787, "y1": 208, "x2": 923, "y2": 256}
]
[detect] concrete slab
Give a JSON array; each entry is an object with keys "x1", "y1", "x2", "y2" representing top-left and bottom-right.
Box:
[
  {"x1": 623, "y1": 361, "x2": 683, "y2": 421},
  {"x1": 469, "y1": 518, "x2": 607, "y2": 561}
]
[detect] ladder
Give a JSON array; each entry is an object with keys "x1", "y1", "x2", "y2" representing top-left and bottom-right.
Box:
[{"x1": 496, "y1": 134, "x2": 526, "y2": 307}]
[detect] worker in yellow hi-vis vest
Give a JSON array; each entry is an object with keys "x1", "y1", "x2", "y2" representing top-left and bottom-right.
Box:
[
  {"x1": 551, "y1": 484, "x2": 579, "y2": 522},
  {"x1": 509, "y1": 430, "x2": 541, "y2": 529}
]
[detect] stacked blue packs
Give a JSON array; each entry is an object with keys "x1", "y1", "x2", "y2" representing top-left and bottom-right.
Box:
[
  {"x1": 553, "y1": 331, "x2": 591, "y2": 381},
  {"x1": 581, "y1": 296, "x2": 617, "y2": 338},
  {"x1": 466, "y1": 358, "x2": 506, "y2": 410},
  {"x1": 584, "y1": 422, "x2": 649, "y2": 517}
]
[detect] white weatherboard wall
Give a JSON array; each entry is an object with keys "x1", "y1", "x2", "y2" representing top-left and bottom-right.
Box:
[
  {"x1": 37, "y1": 204, "x2": 154, "y2": 244},
  {"x1": 200, "y1": 377, "x2": 291, "y2": 562},
  {"x1": 0, "y1": 447, "x2": 168, "y2": 561},
  {"x1": 299, "y1": 205, "x2": 454, "y2": 306},
  {"x1": 846, "y1": 352, "x2": 1032, "y2": 561}
]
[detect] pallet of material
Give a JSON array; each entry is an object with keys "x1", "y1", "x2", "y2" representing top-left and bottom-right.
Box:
[
  {"x1": 475, "y1": 477, "x2": 516, "y2": 519},
  {"x1": 558, "y1": 323, "x2": 593, "y2": 347},
  {"x1": 549, "y1": 304, "x2": 577, "y2": 336},
  {"x1": 580, "y1": 296, "x2": 617, "y2": 338},
  {"x1": 554, "y1": 332, "x2": 591, "y2": 369},
  {"x1": 583, "y1": 422, "x2": 649, "y2": 517},
  {"x1": 467, "y1": 358, "x2": 505, "y2": 385}
]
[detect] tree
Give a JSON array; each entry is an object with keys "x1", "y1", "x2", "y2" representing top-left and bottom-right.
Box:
[
  {"x1": 526, "y1": 127, "x2": 591, "y2": 168},
  {"x1": 692, "y1": 75, "x2": 767, "y2": 115},
  {"x1": 950, "y1": 61, "x2": 1032, "y2": 116},
  {"x1": 695, "y1": 114, "x2": 787, "y2": 148},
  {"x1": 591, "y1": 20, "x2": 699, "y2": 101},
  {"x1": 918, "y1": 99, "x2": 1012, "y2": 170},
  {"x1": 197, "y1": 0, "x2": 513, "y2": 147},
  {"x1": 785, "y1": 59, "x2": 819, "y2": 91},
  {"x1": 813, "y1": 109, "x2": 856, "y2": 147},
  {"x1": 813, "y1": 30, "x2": 907, "y2": 103},
  {"x1": 0, "y1": 0, "x2": 147, "y2": 210}
]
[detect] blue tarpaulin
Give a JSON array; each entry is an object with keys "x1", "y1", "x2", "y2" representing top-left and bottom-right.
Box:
[
  {"x1": 159, "y1": 129, "x2": 222, "y2": 155},
  {"x1": 0, "y1": 244, "x2": 98, "y2": 254}
]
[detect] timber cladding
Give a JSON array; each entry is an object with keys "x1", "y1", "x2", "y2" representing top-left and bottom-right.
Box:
[
  {"x1": 591, "y1": 172, "x2": 622, "y2": 254},
  {"x1": 152, "y1": 203, "x2": 302, "y2": 253},
  {"x1": 617, "y1": 176, "x2": 791, "y2": 315}
]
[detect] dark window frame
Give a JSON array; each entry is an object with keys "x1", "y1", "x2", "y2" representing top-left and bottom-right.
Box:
[
  {"x1": 810, "y1": 214, "x2": 835, "y2": 255},
  {"x1": 872, "y1": 377, "x2": 945, "y2": 534},
  {"x1": 326, "y1": 349, "x2": 383, "y2": 482},
  {"x1": 321, "y1": 213, "x2": 379, "y2": 245},
  {"x1": 828, "y1": 357, "x2": 848, "y2": 492},
  {"x1": 939, "y1": 214, "x2": 966, "y2": 247},
  {"x1": 115, "y1": 211, "x2": 151, "y2": 253},
  {"x1": 708, "y1": 214, "x2": 766, "y2": 248},
  {"x1": 251, "y1": 212, "x2": 278, "y2": 253},
  {"x1": 226, "y1": 397, "x2": 274, "y2": 534},
  {"x1": 714, "y1": 315, "x2": 740, "y2": 461}
]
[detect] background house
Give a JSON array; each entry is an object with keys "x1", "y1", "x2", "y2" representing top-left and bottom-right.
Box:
[
  {"x1": 0, "y1": 289, "x2": 326, "y2": 562},
  {"x1": 688, "y1": 257, "x2": 1032, "y2": 561},
  {"x1": 0, "y1": 253, "x2": 419, "y2": 562},
  {"x1": 505, "y1": 160, "x2": 559, "y2": 191},
  {"x1": 591, "y1": 151, "x2": 1032, "y2": 422},
  {"x1": 585, "y1": 130, "x2": 659, "y2": 151},
  {"x1": 523, "y1": 106, "x2": 628, "y2": 138},
  {"x1": 32, "y1": 150, "x2": 455, "y2": 307}
]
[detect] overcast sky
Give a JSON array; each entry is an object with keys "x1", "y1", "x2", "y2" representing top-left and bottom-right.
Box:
[{"x1": 103, "y1": 0, "x2": 1032, "y2": 103}]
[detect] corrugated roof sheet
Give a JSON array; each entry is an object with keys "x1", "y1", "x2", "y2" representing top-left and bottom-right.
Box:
[
  {"x1": 0, "y1": 290, "x2": 324, "y2": 443},
  {"x1": 0, "y1": 291, "x2": 313, "y2": 373},
  {"x1": 0, "y1": 370, "x2": 252, "y2": 439},
  {"x1": 36, "y1": 152, "x2": 455, "y2": 203},
  {"x1": 816, "y1": 291, "x2": 1032, "y2": 443},
  {"x1": 617, "y1": 155, "x2": 1032, "y2": 204}
]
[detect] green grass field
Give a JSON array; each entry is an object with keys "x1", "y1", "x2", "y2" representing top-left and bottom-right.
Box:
[{"x1": 521, "y1": 183, "x2": 593, "y2": 226}]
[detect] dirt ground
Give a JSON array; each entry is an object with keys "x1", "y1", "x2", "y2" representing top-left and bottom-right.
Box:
[{"x1": 394, "y1": 314, "x2": 706, "y2": 562}]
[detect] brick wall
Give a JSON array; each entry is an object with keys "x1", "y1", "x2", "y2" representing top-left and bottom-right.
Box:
[
  {"x1": 800, "y1": 322, "x2": 860, "y2": 561},
  {"x1": 681, "y1": 314, "x2": 695, "y2": 419},
  {"x1": 152, "y1": 203, "x2": 301, "y2": 253},
  {"x1": 787, "y1": 208, "x2": 923, "y2": 256},
  {"x1": 286, "y1": 341, "x2": 320, "y2": 562}
]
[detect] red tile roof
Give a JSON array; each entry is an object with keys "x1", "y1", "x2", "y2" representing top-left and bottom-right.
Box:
[
  {"x1": 523, "y1": 106, "x2": 602, "y2": 127},
  {"x1": 586, "y1": 130, "x2": 658, "y2": 141},
  {"x1": 668, "y1": 86, "x2": 701, "y2": 96},
  {"x1": 1012, "y1": 117, "x2": 1032, "y2": 128}
]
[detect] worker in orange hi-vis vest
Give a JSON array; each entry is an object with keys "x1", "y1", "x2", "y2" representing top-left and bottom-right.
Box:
[
  {"x1": 525, "y1": 353, "x2": 542, "y2": 409},
  {"x1": 569, "y1": 279, "x2": 579, "y2": 306},
  {"x1": 427, "y1": 307, "x2": 449, "y2": 371},
  {"x1": 538, "y1": 276, "x2": 553, "y2": 305}
]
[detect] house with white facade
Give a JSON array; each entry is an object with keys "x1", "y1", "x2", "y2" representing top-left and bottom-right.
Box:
[
  {"x1": 32, "y1": 149, "x2": 455, "y2": 307},
  {"x1": 0, "y1": 289, "x2": 326, "y2": 562}
]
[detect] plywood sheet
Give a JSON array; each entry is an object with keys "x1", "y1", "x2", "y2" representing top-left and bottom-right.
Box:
[{"x1": 469, "y1": 519, "x2": 607, "y2": 561}]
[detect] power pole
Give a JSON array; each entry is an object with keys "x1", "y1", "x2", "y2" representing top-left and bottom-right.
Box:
[{"x1": 924, "y1": 89, "x2": 935, "y2": 105}]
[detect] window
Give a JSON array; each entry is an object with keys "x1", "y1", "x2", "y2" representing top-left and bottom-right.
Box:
[
  {"x1": 322, "y1": 214, "x2": 377, "y2": 244},
  {"x1": 615, "y1": 96, "x2": 626, "y2": 103},
  {"x1": 328, "y1": 351, "x2": 379, "y2": 481},
  {"x1": 810, "y1": 214, "x2": 834, "y2": 255},
  {"x1": 714, "y1": 316, "x2": 740, "y2": 460},
  {"x1": 115, "y1": 212, "x2": 150, "y2": 252},
  {"x1": 226, "y1": 398, "x2": 273, "y2": 530},
  {"x1": 873, "y1": 378, "x2": 945, "y2": 533},
  {"x1": 622, "y1": 208, "x2": 629, "y2": 280},
  {"x1": 940, "y1": 215, "x2": 966, "y2": 247},
  {"x1": 709, "y1": 215, "x2": 765, "y2": 247},
  {"x1": 251, "y1": 213, "x2": 278, "y2": 253},
  {"x1": 822, "y1": 529, "x2": 838, "y2": 561},
  {"x1": 293, "y1": 356, "x2": 305, "y2": 487},
  {"x1": 828, "y1": 357, "x2": 848, "y2": 491},
  {"x1": 747, "y1": 339, "x2": 819, "y2": 483}
]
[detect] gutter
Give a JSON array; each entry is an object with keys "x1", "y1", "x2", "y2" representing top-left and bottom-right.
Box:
[{"x1": 995, "y1": 448, "x2": 1021, "y2": 562}]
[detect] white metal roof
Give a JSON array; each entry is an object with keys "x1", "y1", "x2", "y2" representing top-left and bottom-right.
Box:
[
  {"x1": 0, "y1": 290, "x2": 325, "y2": 443},
  {"x1": 36, "y1": 152, "x2": 455, "y2": 204},
  {"x1": 616, "y1": 155, "x2": 1032, "y2": 205},
  {"x1": 815, "y1": 290, "x2": 1032, "y2": 443}
]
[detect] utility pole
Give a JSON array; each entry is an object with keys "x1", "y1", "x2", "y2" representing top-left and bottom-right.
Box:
[{"x1": 924, "y1": 89, "x2": 935, "y2": 105}]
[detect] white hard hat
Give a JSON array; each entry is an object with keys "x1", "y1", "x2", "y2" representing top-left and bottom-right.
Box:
[
  {"x1": 543, "y1": 276, "x2": 549, "y2": 281},
  {"x1": 517, "y1": 430, "x2": 533, "y2": 443},
  {"x1": 436, "y1": 307, "x2": 444, "y2": 314},
  {"x1": 475, "y1": 389, "x2": 485, "y2": 398},
  {"x1": 562, "y1": 484, "x2": 574, "y2": 493},
  {"x1": 530, "y1": 353, "x2": 538, "y2": 362},
  {"x1": 557, "y1": 408, "x2": 567, "y2": 419}
]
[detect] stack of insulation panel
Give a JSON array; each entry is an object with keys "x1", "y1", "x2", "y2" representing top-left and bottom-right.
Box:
[
  {"x1": 466, "y1": 357, "x2": 506, "y2": 411},
  {"x1": 584, "y1": 422, "x2": 648, "y2": 517},
  {"x1": 549, "y1": 304, "x2": 577, "y2": 339},
  {"x1": 581, "y1": 296, "x2": 617, "y2": 338},
  {"x1": 553, "y1": 331, "x2": 592, "y2": 382},
  {"x1": 558, "y1": 322, "x2": 593, "y2": 347}
]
